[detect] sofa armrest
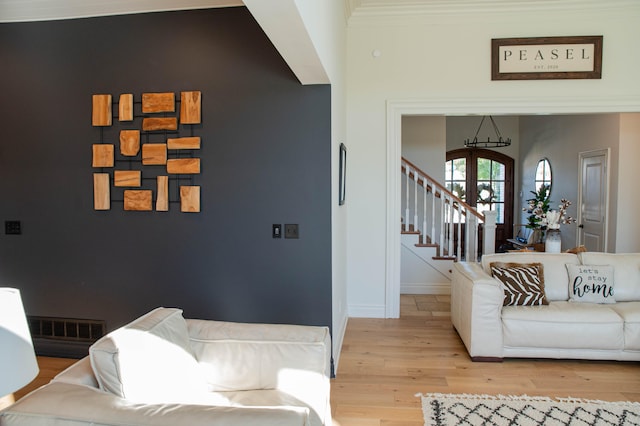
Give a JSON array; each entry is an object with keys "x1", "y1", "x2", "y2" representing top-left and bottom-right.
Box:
[
  {"x1": 451, "y1": 262, "x2": 504, "y2": 360},
  {"x1": 0, "y1": 382, "x2": 310, "y2": 426},
  {"x1": 185, "y1": 319, "x2": 331, "y2": 425}
]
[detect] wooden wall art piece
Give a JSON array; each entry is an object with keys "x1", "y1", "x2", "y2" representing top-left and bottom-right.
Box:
[
  {"x1": 93, "y1": 173, "x2": 110, "y2": 210},
  {"x1": 180, "y1": 91, "x2": 201, "y2": 124},
  {"x1": 92, "y1": 144, "x2": 114, "y2": 167},
  {"x1": 114, "y1": 170, "x2": 141, "y2": 187},
  {"x1": 92, "y1": 94, "x2": 112, "y2": 126},
  {"x1": 156, "y1": 176, "x2": 169, "y2": 212},
  {"x1": 91, "y1": 90, "x2": 202, "y2": 213},
  {"x1": 167, "y1": 158, "x2": 200, "y2": 174},
  {"x1": 142, "y1": 117, "x2": 178, "y2": 131},
  {"x1": 142, "y1": 144, "x2": 167, "y2": 165},
  {"x1": 124, "y1": 190, "x2": 152, "y2": 211},
  {"x1": 120, "y1": 130, "x2": 140, "y2": 156},
  {"x1": 142, "y1": 93, "x2": 175, "y2": 113},
  {"x1": 180, "y1": 186, "x2": 200, "y2": 213},
  {"x1": 119, "y1": 94, "x2": 133, "y2": 121},
  {"x1": 167, "y1": 137, "x2": 201, "y2": 150}
]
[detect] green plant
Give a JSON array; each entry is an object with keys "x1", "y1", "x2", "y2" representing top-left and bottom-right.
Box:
[{"x1": 523, "y1": 184, "x2": 551, "y2": 230}]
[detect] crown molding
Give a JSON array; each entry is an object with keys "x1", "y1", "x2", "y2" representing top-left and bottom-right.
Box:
[{"x1": 348, "y1": 0, "x2": 640, "y2": 23}]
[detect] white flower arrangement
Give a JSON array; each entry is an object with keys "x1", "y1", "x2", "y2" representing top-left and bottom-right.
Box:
[{"x1": 539, "y1": 198, "x2": 576, "y2": 230}]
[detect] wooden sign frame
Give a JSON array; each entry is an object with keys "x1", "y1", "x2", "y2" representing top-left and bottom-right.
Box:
[{"x1": 491, "y1": 36, "x2": 603, "y2": 80}]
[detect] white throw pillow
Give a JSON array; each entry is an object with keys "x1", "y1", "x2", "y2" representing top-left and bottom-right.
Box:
[
  {"x1": 566, "y1": 264, "x2": 616, "y2": 304},
  {"x1": 89, "y1": 307, "x2": 208, "y2": 402}
]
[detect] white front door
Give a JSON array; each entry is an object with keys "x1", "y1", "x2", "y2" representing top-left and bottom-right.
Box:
[{"x1": 577, "y1": 149, "x2": 609, "y2": 251}]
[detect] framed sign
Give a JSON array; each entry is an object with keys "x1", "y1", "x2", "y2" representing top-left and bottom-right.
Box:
[
  {"x1": 492, "y1": 36, "x2": 603, "y2": 80},
  {"x1": 339, "y1": 143, "x2": 346, "y2": 205}
]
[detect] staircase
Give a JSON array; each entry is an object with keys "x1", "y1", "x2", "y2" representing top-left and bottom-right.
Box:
[{"x1": 401, "y1": 157, "x2": 496, "y2": 294}]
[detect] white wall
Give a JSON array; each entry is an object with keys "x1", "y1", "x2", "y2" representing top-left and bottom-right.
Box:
[
  {"x1": 519, "y1": 114, "x2": 621, "y2": 251},
  {"x1": 617, "y1": 113, "x2": 640, "y2": 252},
  {"x1": 294, "y1": 0, "x2": 348, "y2": 368},
  {"x1": 346, "y1": 2, "x2": 640, "y2": 317},
  {"x1": 402, "y1": 115, "x2": 445, "y2": 176}
]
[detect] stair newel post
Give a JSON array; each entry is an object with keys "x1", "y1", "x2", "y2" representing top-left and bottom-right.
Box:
[
  {"x1": 447, "y1": 197, "x2": 454, "y2": 256},
  {"x1": 413, "y1": 171, "x2": 418, "y2": 233},
  {"x1": 466, "y1": 212, "x2": 478, "y2": 262},
  {"x1": 404, "y1": 165, "x2": 410, "y2": 232},
  {"x1": 482, "y1": 210, "x2": 498, "y2": 256},
  {"x1": 431, "y1": 188, "x2": 436, "y2": 245},
  {"x1": 456, "y1": 203, "x2": 462, "y2": 261}
]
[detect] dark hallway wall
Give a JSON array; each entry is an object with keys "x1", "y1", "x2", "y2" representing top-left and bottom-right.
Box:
[{"x1": 0, "y1": 8, "x2": 332, "y2": 355}]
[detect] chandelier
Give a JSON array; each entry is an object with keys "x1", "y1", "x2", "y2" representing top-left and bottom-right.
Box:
[{"x1": 464, "y1": 115, "x2": 512, "y2": 148}]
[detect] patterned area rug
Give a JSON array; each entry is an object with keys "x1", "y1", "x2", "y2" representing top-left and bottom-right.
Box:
[{"x1": 418, "y1": 393, "x2": 640, "y2": 425}]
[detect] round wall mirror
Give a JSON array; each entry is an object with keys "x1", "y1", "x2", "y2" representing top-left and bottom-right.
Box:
[{"x1": 535, "y1": 158, "x2": 552, "y2": 194}]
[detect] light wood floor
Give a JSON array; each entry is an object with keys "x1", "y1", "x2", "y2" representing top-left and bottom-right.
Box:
[
  {"x1": 330, "y1": 294, "x2": 640, "y2": 426},
  {"x1": 13, "y1": 295, "x2": 640, "y2": 426}
]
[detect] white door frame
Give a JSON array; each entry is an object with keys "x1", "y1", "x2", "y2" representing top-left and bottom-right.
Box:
[
  {"x1": 385, "y1": 97, "x2": 640, "y2": 318},
  {"x1": 577, "y1": 148, "x2": 610, "y2": 252}
]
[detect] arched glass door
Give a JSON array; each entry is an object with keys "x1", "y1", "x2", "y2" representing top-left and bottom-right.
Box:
[{"x1": 445, "y1": 148, "x2": 514, "y2": 249}]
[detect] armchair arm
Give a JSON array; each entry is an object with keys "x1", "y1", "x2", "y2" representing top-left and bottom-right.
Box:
[
  {"x1": 451, "y1": 262, "x2": 505, "y2": 359},
  {"x1": 0, "y1": 382, "x2": 310, "y2": 426}
]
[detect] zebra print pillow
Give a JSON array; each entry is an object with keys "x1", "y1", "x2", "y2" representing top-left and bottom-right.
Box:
[{"x1": 490, "y1": 262, "x2": 548, "y2": 306}]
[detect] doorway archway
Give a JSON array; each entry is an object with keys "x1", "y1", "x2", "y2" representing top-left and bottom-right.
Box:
[{"x1": 385, "y1": 97, "x2": 639, "y2": 318}]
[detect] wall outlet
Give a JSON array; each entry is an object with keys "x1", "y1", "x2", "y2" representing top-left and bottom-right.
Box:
[
  {"x1": 284, "y1": 224, "x2": 299, "y2": 239},
  {"x1": 5, "y1": 220, "x2": 21, "y2": 235}
]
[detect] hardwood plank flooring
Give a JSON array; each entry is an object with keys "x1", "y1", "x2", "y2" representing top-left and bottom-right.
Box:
[
  {"x1": 11, "y1": 295, "x2": 640, "y2": 426},
  {"x1": 330, "y1": 294, "x2": 640, "y2": 426}
]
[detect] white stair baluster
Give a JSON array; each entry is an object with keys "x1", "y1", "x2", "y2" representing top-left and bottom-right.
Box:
[
  {"x1": 404, "y1": 165, "x2": 410, "y2": 232},
  {"x1": 431, "y1": 187, "x2": 436, "y2": 245},
  {"x1": 448, "y1": 196, "x2": 454, "y2": 257},
  {"x1": 439, "y1": 193, "x2": 445, "y2": 251},
  {"x1": 456, "y1": 204, "x2": 462, "y2": 261}
]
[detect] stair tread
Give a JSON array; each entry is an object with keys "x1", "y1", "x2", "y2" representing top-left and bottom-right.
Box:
[
  {"x1": 401, "y1": 230, "x2": 421, "y2": 235},
  {"x1": 415, "y1": 243, "x2": 438, "y2": 247},
  {"x1": 432, "y1": 256, "x2": 457, "y2": 261}
]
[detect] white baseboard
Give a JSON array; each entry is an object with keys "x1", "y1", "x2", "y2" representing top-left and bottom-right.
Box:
[
  {"x1": 401, "y1": 282, "x2": 451, "y2": 295},
  {"x1": 332, "y1": 313, "x2": 349, "y2": 373},
  {"x1": 348, "y1": 303, "x2": 386, "y2": 318}
]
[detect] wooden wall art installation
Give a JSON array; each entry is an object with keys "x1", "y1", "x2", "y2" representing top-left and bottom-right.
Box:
[{"x1": 91, "y1": 90, "x2": 202, "y2": 213}]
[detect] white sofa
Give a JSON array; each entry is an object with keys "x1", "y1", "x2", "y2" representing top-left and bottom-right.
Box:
[
  {"x1": 0, "y1": 308, "x2": 332, "y2": 426},
  {"x1": 451, "y1": 252, "x2": 640, "y2": 361}
]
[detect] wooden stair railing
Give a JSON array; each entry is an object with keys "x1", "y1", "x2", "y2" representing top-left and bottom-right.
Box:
[{"x1": 401, "y1": 157, "x2": 496, "y2": 261}]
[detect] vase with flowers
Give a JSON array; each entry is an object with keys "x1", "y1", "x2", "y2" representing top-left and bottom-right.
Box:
[
  {"x1": 523, "y1": 185, "x2": 551, "y2": 244},
  {"x1": 523, "y1": 185, "x2": 575, "y2": 252}
]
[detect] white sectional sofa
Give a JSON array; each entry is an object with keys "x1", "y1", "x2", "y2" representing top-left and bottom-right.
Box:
[
  {"x1": 451, "y1": 252, "x2": 640, "y2": 361},
  {"x1": 0, "y1": 308, "x2": 332, "y2": 426}
]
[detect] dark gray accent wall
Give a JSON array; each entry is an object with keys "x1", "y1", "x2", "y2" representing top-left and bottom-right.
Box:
[{"x1": 0, "y1": 8, "x2": 332, "y2": 356}]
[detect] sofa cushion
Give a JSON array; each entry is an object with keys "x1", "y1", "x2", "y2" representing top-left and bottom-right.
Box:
[
  {"x1": 502, "y1": 301, "x2": 624, "y2": 350},
  {"x1": 579, "y1": 252, "x2": 640, "y2": 302},
  {"x1": 609, "y1": 302, "x2": 640, "y2": 351},
  {"x1": 490, "y1": 262, "x2": 548, "y2": 306},
  {"x1": 89, "y1": 307, "x2": 208, "y2": 402},
  {"x1": 566, "y1": 264, "x2": 616, "y2": 304},
  {"x1": 482, "y1": 252, "x2": 579, "y2": 301}
]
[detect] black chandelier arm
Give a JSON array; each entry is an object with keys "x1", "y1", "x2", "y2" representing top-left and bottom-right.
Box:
[{"x1": 464, "y1": 115, "x2": 511, "y2": 148}]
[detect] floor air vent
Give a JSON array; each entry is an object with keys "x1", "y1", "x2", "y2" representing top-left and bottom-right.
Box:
[{"x1": 28, "y1": 316, "x2": 106, "y2": 343}]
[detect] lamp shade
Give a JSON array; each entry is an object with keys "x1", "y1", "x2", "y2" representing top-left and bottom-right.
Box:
[{"x1": 0, "y1": 288, "x2": 39, "y2": 396}]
